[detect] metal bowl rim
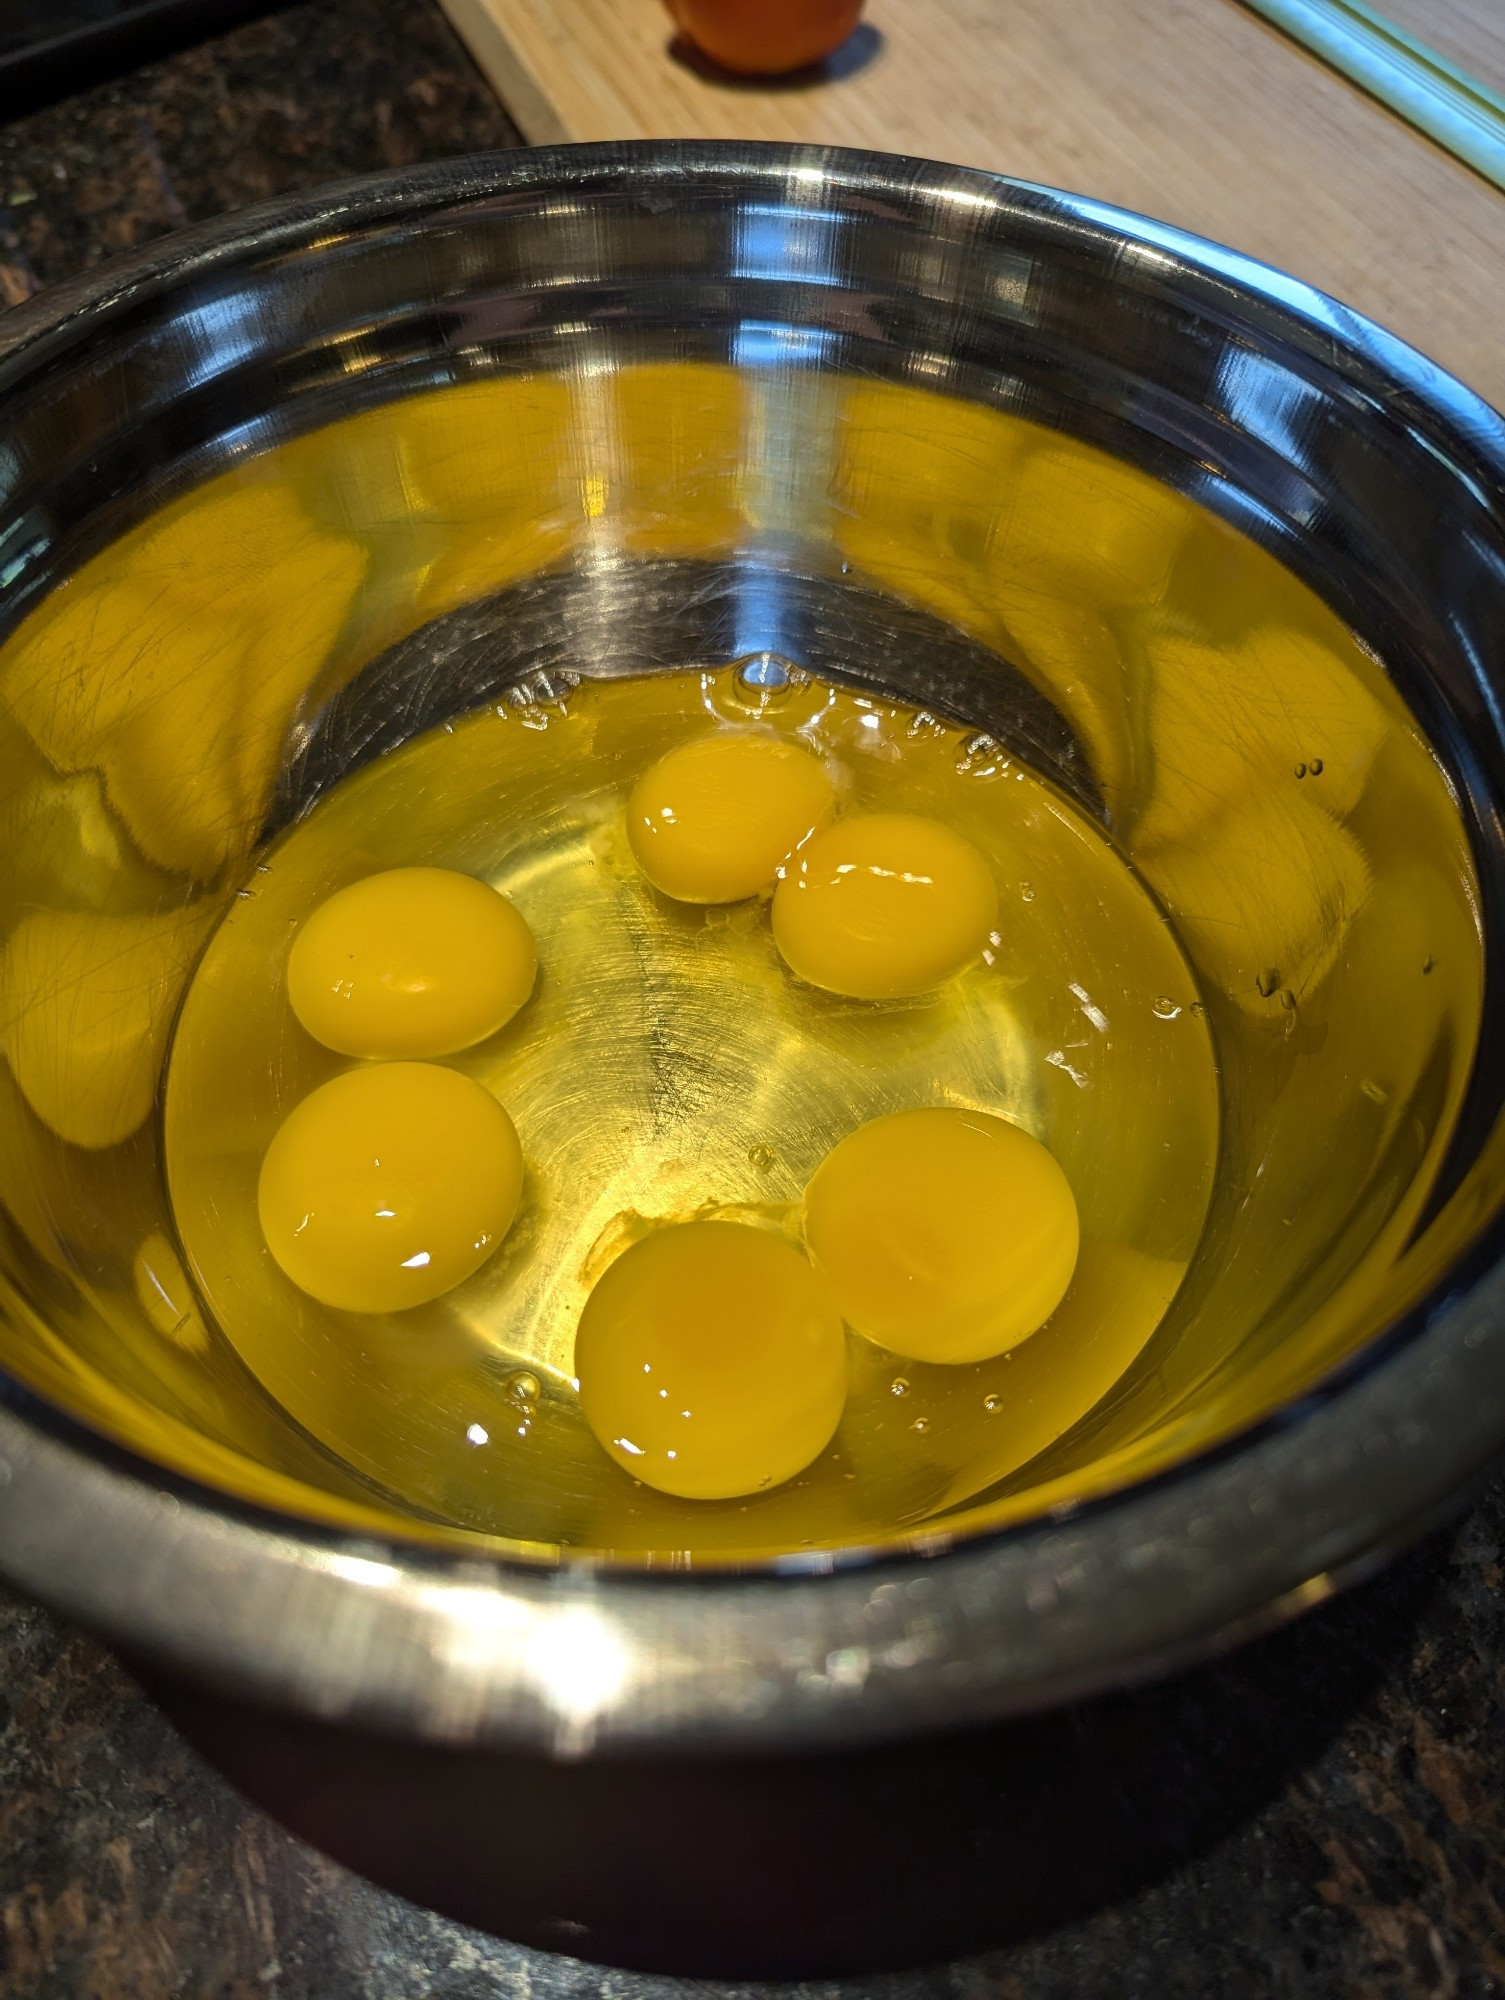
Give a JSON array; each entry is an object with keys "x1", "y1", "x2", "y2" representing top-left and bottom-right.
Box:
[{"x1": 0, "y1": 140, "x2": 1502, "y2": 1753}]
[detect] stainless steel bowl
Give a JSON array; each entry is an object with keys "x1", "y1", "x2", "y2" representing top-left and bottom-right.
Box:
[{"x1": 0, "y1": 143, "x2": 1503, "y2": 1771}]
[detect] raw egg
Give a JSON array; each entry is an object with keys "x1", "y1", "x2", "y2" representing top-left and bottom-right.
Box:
[
  {"x1": 287, "y1": 865, "x2": 535, "y2": 1058},
  {"x1": 574, "y1": 1220, "x2": 848, "y2": 1498},
  {"x1": 257, "y1": 1060, "x2": 523, "y2": 1312},
  {"x1": 803, "y1": 1107, "x2": 1079, "y2": 1363},
  {"x1": 627, "y1": 729, "x2": 835, "y2": 903},
  {"x1": 772, "y1": 812, "x2": 998, "y2": 998}
]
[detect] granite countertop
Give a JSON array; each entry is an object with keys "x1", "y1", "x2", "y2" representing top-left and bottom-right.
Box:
[{"x1": 0, "y1": 4, "x2": 1503, "y2": 1994}]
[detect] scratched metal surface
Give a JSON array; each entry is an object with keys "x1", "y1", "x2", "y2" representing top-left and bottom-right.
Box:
[{"x1": 278, "y1": 558, "x2": 1098, "y2": 823}]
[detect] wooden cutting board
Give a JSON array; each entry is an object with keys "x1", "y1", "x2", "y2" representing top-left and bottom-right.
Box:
[{"x1": 437, "y1": 0, "x2": 1505, "y2": 414}]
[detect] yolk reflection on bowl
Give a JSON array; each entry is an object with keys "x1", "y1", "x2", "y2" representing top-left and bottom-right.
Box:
[
  {"x1": 626, "y1": 729, "x2": 835, "y2": 903},
  {"x1": 287, "y1": 866, "x2": 536, "y2": 1059},
  {"x1": 257, "y1": 1061, "x2": 523, "y2": 1313},
  {"x1": 575, "y1": 1220, "x2": 848, "y2": 1499},
  {"x1": 0, "y1": 903, "x2": 213, "y2": 1149},
  {"x1": 804, "y1": 1107, "x2": 1080, "y2": 1364},
  {"x1": 772, "y1": 811, "x2": 998, "y2": 999}
]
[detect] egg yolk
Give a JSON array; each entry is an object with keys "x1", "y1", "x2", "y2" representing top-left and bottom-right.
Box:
[
  {"x1": 257, "y1": 1061, "x2": 524, "y2": 1312},
  {"x1": 627, "y1": 730, "x2": 836, "y2": 903},
  {"x1": 287, "y1": 866, "x2": 535, "y2": 1058},
  {"x1": 803, "y1": 1107, "x2": 1079, "y2": 1363},
  {"x1": 771, "y1": 812, "x2": 998, "y2": 999},
  {"x1": 574, "y1": 1220, "x2": 848, "y2": 1499}
]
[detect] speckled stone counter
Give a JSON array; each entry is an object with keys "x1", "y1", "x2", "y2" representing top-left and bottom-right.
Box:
[
  {"x1": 0, "y1": 5, "x2": 1503, "y2": 1994},
  {"x1": 0, "y1": 0, "x2": 518, "y2": 302}
]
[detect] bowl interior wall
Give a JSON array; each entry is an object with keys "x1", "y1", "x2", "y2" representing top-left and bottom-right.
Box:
[{"x1": 0, "y1": 155, "x2": 1500, "y2": 1561}]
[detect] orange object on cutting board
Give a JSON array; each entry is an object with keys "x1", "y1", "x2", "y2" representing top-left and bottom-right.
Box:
[{"x1": 664, "y1": 0, "x2": 864, "y2": 74}]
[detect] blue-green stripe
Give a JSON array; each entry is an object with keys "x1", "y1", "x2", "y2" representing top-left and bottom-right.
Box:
[{"x1": 1239, "y1": 0, "x2": 1505, "y2": 193}]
